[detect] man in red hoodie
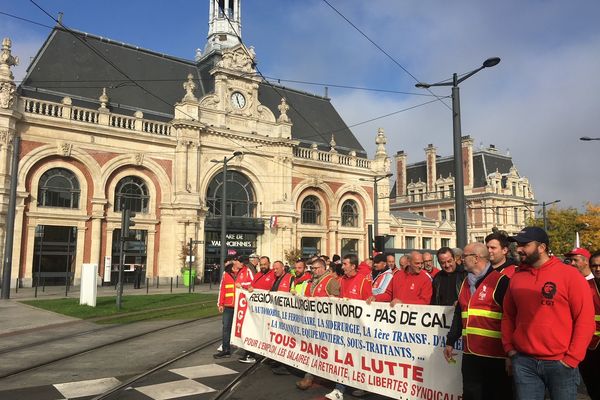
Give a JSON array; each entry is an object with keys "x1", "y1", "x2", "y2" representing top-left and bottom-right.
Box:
[{"x1": 502, "y1": 227, "x2": 594, "y2": 400}]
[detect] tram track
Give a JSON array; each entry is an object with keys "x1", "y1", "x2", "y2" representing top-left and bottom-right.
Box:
[
  {"x1": 0, "y1": 314, "x2": 220, "y2": 380},
  {"x1": 0, "y1": 300, "x2": 216, "y2": 356}
]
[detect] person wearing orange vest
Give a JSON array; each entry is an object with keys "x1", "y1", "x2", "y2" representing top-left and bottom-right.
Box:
[
  {"x1": 566, "y1": 247, "x2": 600, "y2": 399},
  {"x1": 214, "y1": 257, "x2": 239, "y2": 359},
  {"x1": 485, "y1": 232, "x2": 517, "y2": 278},
  {"x1": 296, "y1": 258, "x2": 340, "y2": 391},
  {"x1": 444, "y1": 242, "x2": 511, "y2": 400}
]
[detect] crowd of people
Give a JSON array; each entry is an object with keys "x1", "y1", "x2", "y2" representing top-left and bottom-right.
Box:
[{"x1": 213, "y1": 226, "x2": 600, "y2": 400}]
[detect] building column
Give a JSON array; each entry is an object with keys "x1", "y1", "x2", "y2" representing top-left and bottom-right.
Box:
[{"x1": 89, "y1": 199, "x2": 106, "y2": 267}]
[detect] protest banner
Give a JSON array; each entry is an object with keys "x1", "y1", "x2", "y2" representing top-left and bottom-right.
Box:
[{"x1": 231, "y1": 289, "x2": 463, "y2": 399}]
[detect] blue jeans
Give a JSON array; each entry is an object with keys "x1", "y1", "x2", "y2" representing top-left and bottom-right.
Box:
[
  {"x1": 222, "y1": 307, "x2": 234, "y2": 352},
  {"x1": 512, "y1": 353, "x2": 580, "y2": 400}
]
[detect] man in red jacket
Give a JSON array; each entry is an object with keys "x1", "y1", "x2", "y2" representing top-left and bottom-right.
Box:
[
  {"x1": 326, "y1": 254, "x2": 371, "y2": 400},
  {"x1": 502, "y1": 227, "x2": 594, "y2": 400},
  {"x1": 391, "y1": 251, "x2": 432, "y2": 305}
]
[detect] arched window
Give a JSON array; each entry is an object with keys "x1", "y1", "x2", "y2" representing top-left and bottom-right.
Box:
[
  {"x1": 38, "y1": 168, "x2": 80, "y2": 208},
  {"x1": 207, "y1": 171, "x2": 256, "y2": 217},
  {"x1": 114, "y1": 176, "x2": 149, "y2": 213},
  {"x1": 301, "y1": 195, "x2": 321, "y2": 225},
  {"x1": 341, "y1": 199, "x2": 359, "y2": 227}
]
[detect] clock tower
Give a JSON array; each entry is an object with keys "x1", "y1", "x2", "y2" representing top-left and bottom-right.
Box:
[{"x1": 205, "y1": 0, "x2": 242, "y2": 56}]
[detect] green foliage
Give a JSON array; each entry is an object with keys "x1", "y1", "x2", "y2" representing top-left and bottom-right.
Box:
[
  {"x1": 526, "y1": 203, "x2": 600, "y2": 255},
  {"x1": 284, "y1": 247, "x2": 303, "y2": 266}
]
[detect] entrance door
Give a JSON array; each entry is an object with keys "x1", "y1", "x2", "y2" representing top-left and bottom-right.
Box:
[{"x1": 33, "y1": 225, "x2": 77, "y2": 286}]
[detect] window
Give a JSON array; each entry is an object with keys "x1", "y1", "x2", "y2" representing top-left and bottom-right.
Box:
[
  {"x1": 341, "y1": 200, "x2": 359, "y2": 227},
  {"x1": 524, "y1": 210, "x2": 529, "y2": 223},
  {"x1": 449, "y1": 209, "x2": 455, "y2": 222},
  {"x1": 207, "y1": 171, "x2": 256, "y2": 218},
  {"x1": 341, "y1": 238, "x2": 358, "y2": 255},
  {"x1": 38, "y1": 168, "x2": 80, "y2": 209},
  {"x1": 441, "y1": 210, "x2": 447, "y2": 221},
  {"x1": 495, "y1": 207, "x2": 501, "y2": 224},
  {"x1": 512, "y1": 183, "x2": 517, "y2": 196},
  {"x1": 476, "y1": 236, "x2": 485, "y2": 243},
  {"x1": 440, "y1": 186, "x2": 446, "y2": 199},
  {"x1": 405, "y1": 236, "x2": 415, "y2": 249},
  {"x1": 422, "y1": 237, "x2": 432, "y2": 249},
  {"x1": 301, "y1": 237, "x2": 320, "y2": 257},
  {"x1": 301, "y1": 195, "x2": 321, "y2": 224},
  {"x1": 514, "y1": 208, "x2": 519, "y2": 225},
  {"x1": 418, "y1": 189, "x2": 423, "y2": 202},
  {"x1": 441, "y1": 238, "x2": 450, "y2": 248},
  {"x1": 418, "y1": 211, "x2": 424, "y2": 217},
  {"x1": 115, "y1": 176, "x2": 149, "y2": 213},
  {"x1": 448, "y1": 185, "x2": 454, "y2": 198},
  {"x1": 385, "y1": 236, "x2": 395, "y2": 248}
]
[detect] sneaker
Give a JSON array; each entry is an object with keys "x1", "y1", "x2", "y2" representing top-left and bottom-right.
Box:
[
  {"x1": 352, "y1": 389, "x2": 366, "y2": 397},
  {"x1": 213, "y1": 350, "x2": 231, "y2": 359},
  {"x1": 239, "y1": 354, "x2": 256, "y2": 364},
  {"x1": 217, "y1": 344, "x2": 223, "y2": 352},
  {"x1": 325, "y1": 389, "x2": 344, "y2": 400},
  {"x1": 271, "y1": 365, "x2": 291, "y2": 375}
]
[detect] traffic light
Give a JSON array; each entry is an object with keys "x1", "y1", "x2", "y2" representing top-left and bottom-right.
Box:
[
  {"x1": 121, "y1": 209, "x2": 136, "y2": 239},
  {"x1": 374, "y1": 235, "x2": 386, "y2": 253}
]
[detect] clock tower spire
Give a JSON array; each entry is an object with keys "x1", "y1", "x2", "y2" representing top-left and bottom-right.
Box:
[{"x1": 205, "y1": 0, "x2": 242, "y2": 55}]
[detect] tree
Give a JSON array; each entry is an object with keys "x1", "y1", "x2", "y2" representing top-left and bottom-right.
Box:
[
  {"x1": 577, "y1": 203, "x2": 600, "y2": 251},
  {"x1": 284, "y1": 248, "x2": 302, "y2": 266},
  {"x1": 527, "y1": 203, "x2": 600, "y2": 255}
]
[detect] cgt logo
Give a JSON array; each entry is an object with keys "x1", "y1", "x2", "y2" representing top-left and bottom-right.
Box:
[
  {"x1": 541, "y1": 281, "x2": 557, "y2": 306},
  {"x1": 234, "y1": 292, "x2": 248, "y2": 338}
]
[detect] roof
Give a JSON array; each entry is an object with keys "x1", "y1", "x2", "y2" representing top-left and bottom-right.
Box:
[
  {"x1": 19, "y1": 28, "x2": 366, "y2": 155},
  {"x1": 398, "y1": 149, "x2": 515, "y2": 193},
  {"x1": 391, "y1": 210, "x2": 436, "y2": 222}
]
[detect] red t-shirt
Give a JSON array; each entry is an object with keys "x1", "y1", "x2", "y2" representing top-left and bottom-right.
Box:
[{"x1": 392, "y1": 269, "x2": 433, "y2": 305}]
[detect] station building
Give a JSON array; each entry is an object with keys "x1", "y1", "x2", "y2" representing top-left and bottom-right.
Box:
[{"x1": 0, "y1": 0, "x2": 397, "y2": 287}]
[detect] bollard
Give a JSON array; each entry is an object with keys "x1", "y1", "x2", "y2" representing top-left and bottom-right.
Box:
[
  {"x1": 156, "y1": 277, "x2": 159, "y2": 289},
  {"x1": 146, "y1": 277, "x2": 149, "y2": 294},
  {"x1": 170, "y1": 277, "x2": 173, "y2": 293},
  {"x1": 176, "y1": 275, "x2": 179, "y2": 288},
  {"x1": 15, "y1": 278, "x2": 18, "y2": 293}
]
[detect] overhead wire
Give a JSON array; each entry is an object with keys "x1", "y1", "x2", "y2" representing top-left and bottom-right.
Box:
[{"x1": 320, "y1": 0, "x2": 452, "y2": 111}]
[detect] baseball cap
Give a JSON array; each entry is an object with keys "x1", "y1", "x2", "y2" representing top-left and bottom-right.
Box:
[
  {"x1": 249, "y1": 253, "x2": 259, "y2": 259},
  {"x1": 564, "y1": 248, "x2": 591, "y2": 260},
  {"x1": 508, "y1": 226, "x2": 549, "y2": 245}
]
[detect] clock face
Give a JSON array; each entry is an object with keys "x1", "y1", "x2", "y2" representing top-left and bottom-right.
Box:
[{"x1": 231, "y1": 92, "x2": 246, "y2": 109}]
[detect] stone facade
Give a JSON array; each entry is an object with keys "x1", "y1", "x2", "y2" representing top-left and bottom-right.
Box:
[{"x1": 391, "y1": 136, "x2": 537, "y2": 243}]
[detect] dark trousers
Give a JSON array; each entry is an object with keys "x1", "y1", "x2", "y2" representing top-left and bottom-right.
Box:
[
  {"x1": 222, "y1": 307, "x2": 234, "y2": 352},
  {"x1": 461, "y1": 353, "x2": 513, "y2": 400},
  {"x1": 580, "y1": 348, "x2": 600, "y2": 400}
]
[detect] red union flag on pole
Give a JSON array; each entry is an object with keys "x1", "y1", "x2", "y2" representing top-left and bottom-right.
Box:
[{"x1": 269, "y1": 215, "x2": 278, "y2": 229}]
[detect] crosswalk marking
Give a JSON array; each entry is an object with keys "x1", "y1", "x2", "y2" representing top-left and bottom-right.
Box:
[
  {"x1": 169, "y1": 363, "x2": 237, "y2": 379},
  {"x1": 53, "y1": 377, "x2": 121, "y2": 398}
]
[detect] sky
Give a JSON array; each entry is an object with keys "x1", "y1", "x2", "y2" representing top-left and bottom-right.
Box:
[{"x1": 1, "y1": 0, "x2": 599, "y2": 210}]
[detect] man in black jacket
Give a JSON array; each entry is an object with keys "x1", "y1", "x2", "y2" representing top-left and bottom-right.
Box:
[{"x1": 431, "y1": 247, "x2": 467, "y2": 305}]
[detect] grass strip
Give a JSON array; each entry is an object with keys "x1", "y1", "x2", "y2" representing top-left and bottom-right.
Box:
[{"x1": 21, "y1": 293, "x2": 217, "y2": 320}]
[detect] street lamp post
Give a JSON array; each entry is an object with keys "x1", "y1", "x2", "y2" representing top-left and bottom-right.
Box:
[
  {"x1": 360, "y1": 173, "x2": 393, "y2": 249},
  {"x1": 541, "y1": 199, "x2": 561, "y2": 232},
  {"x1": 580, "y1": 137, "x2": 600, "y2": 141},
  {"x1": 211, "y1": 151, "x2": 243, "y2": 279},
  {"x1": 416, "y1": 57, "x2": 501, "y2": 249}
]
